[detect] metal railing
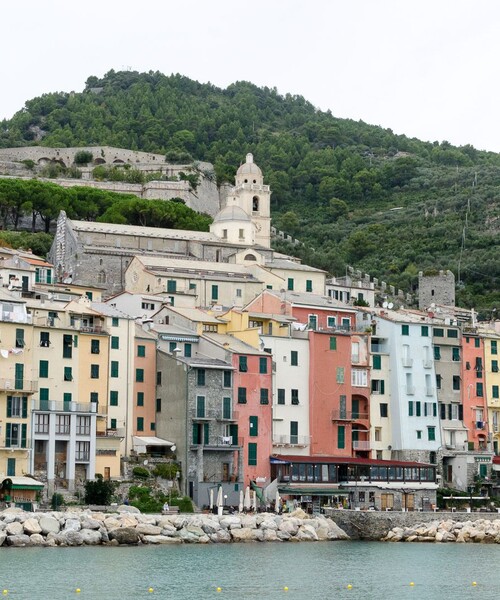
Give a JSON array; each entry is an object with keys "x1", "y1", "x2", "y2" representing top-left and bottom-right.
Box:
[
  {"x1": 0, "y1": 378, "x2": 38, "y2": 393},
  {"x1": 331, "y1": 410, "x2": 369, "y2": 421},
  {"x1": 273, "y1": 435, "x2": 310, "y2": 447},
  {"x1": 215, "y1": 410, "x2": 239, "y2": 421},
  {"x1": 32, "y1": 399, "x2": 97, "y2": 413},
  {"x1": 352, "y1": 440, "x2": 371, "y2": 450}
]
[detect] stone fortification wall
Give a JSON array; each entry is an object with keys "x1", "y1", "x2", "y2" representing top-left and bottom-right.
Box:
[
  {"x1": 330, "y1": 509, "x2": 500, "y2": 540},
  {"x1": 0, "y1": 506, "x2": 348, "y2": 547}
]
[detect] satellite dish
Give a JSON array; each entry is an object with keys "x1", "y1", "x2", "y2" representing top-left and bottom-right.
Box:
[
  {"x1": 388, "y1": 302, "x2": 394, "y2": 309},
  {"x1": 382, "y1": 301, "x2": 388, "y2": 309},
  {"x1": 170, "y1": 445, "x2": 176, "y2": 453}
]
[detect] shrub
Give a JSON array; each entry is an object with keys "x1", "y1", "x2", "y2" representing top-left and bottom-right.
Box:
[
  {"x1": 84, "y1": 475, "x2": 116, "y2": 505},
  {"x1": 152, "y1": 463, "x2": 181, "y2": 480},
  {"x1": 74, "y1": 150, "x2": 93, "y2": 165},
  {"x1": 132, "y1": 466, "x2": 150, "y2": 479},
  {"x1": 51, "y1": 493, "x2": 64, "y2": 510}
]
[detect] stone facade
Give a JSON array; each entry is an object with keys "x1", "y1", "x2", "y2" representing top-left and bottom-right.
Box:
[{"x1": 418, "y1": 270, "x2": 456, "y2": 310}]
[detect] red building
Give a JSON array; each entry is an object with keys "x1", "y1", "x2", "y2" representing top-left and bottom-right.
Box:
[{"x1": 462, "y1": 331, "x2": 488, "y2": 450}]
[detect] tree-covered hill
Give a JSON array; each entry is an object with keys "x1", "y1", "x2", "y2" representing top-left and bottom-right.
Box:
[{"x1": 1, "y1": 69, "x2": 499, "y2": 312}]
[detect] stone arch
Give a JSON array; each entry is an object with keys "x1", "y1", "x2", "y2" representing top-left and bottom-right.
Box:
[
  {"x1": 113, "y1": 159, "x2": 125, "y2": 164},
  {"x1": 93, "y1": 158, "x2": 106, "y2": 165},
  {"x1": 244, "y1": 253, "x2": 257, "y2": 261},
  {"x1": 252, "y1": 196, "x2": 260, "y2": 212}
]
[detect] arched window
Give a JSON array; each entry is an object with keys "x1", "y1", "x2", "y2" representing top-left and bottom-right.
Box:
[
  {"x1": 252, "y1": 196, "x2": 259, "y2": 212},
  {"x1": 97, "y1": 270, "x2": 106, "y2": 283},
  {"x1": 244, "y1": 254, "x2": 257, "y2": 261}
]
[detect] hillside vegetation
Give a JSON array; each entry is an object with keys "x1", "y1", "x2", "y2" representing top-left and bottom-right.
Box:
[{"x1": 1, "y1": 70, "x2": 499, "y2": 312}]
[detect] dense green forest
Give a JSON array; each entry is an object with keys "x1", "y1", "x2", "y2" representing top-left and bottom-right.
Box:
[{"x1": 1, "y1": 69, "x2": 499, "y2": 311}]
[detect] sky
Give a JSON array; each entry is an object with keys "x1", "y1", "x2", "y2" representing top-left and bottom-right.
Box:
[{"x1": 2, "y1": 0, "x2": 500, "y2": 152}]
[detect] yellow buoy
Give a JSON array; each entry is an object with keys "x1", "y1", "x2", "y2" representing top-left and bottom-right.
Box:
[
  {"x1": 472, "y1": 582, "x2": 477, "y2": 586},
  {"x1": 216, "y1": 587, "x2": 222, "y2": 593},
  {"x1": 75, "y1": 589, "x2": 81, "y2": 594},
  {"x1": 410, "y1": 582, "x2": 415, "y2": 587},
  {"x1": 347, "y1": 584, "x2": 353, "y2": 589},
  {"x1": 148, "y1": 587, "x2": 154, "y2": 593},
  {"x1": 284, "y1": 586, "x2": 289, "y2": 591}
]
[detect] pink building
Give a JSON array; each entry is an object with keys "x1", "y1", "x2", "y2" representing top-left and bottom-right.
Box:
[{"x1": 462, "y1": 332, "x2": 488, "y2": 451}]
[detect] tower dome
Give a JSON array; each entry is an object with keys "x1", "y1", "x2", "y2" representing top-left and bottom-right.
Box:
[
  {"x1": 235, "y1": 153, "x2": 263, "y2": 185},
  {"x1": 213, "y1": 205, "x2": 251, "y2": 224}
]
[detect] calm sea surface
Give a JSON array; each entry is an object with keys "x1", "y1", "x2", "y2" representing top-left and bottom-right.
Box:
[{"x1": 0, "y1": 541, "x2": 499, "y2": 600}]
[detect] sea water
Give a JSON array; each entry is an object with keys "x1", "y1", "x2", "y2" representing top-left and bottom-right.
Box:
[{"x1": 0, "y1": 541, "x2": 499, "y2": 599}]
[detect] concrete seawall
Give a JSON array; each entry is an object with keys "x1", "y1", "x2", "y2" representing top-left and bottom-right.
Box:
[{"x1": 329, "y1": 509, "x2": 500, "y2": 540}]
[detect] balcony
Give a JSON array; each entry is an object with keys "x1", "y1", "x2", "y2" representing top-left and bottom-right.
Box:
[
  {"x1": 1, "y1": 311, "x2": 32, "y2": 325},
  {"x1": 191, "y1": 436, "x2": 243, "y2": 450},
  {"x1": 402, "y1": 356, "x2": 413, "y2": 368},
  {"x1": 75, "y1": 452, "x2": 90, "y2": 462},
  {"x1": 423, "y1": 358, "x2": 433, "y2": 369},
  {"x1": 190, "y1": 409, "x2": 215, "y2": 421},
  {"x1": 0, "y1": 378, "x2": 38, "y2": 394},
  {"x1": 32, "y1": 399, "x2": 98, "y2": 413},
  {"x1": 273, "y1": 435, "x2": 310, "y2": 448},
  {"x1": 331, "y1": 409, "x2": 369, "y2": 421},
  {"x1": 352, "y1": 440, "x2": 371, "y2": 451},
  {"x1": 216, "y1": 410, "x2": 239, "y2": 422},
  {"x1": 475, "y1": 421, "x2": 485, "y2": 430}
]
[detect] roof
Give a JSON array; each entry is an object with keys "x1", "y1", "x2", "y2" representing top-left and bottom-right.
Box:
[
  {"x1": 213, "y1": 205, "x2": 251, "y2": 223},
  {"x1": 132, "y1": 436, "x2": 174, "y2": 450},
  {"x1": 2, "y1": 476, "x2": 44, "y2": 490},
  {"x1": 264, "y1": 259, "x2": 326, "y2": 274},
  {"x1": 203, "y1": 332, "x2": 266, "y2": 355},
  {"x1": 247, "y1": 311, "x2": 296, "y2": 323},
  {"x1": 91, "y1": 302, "x2": 134, "y2": 319},
  {"x1": 264, "y1": 289, "x2": 355, "y2": 311},
  {"x1": 237, "y1": 153, "x2": 262, "y2": 177},
  {"x1": 175, "y1": 356, "x2": 233, "y2": 370}
]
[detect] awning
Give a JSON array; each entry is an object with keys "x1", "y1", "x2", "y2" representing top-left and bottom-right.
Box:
[
  {"x1": 278, "y1": 485, "x2": 349, "y2": 496},
  {"x1": 133, "y1": 436, "x2": 174, "y2": 453},
  {"x1": 2, "y1": 477, "x2": 44, "y2": 490}
]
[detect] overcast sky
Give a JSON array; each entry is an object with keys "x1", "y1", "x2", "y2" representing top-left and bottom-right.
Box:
[{"x1": 2, "y1": 0, "x2": 499, "y2": 152}]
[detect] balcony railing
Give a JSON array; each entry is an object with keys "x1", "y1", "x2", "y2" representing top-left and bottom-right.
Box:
[
  {"x1": 32, "y1": 399, "x2": 97, "y2": 413},
  {"x1": 215, "y1": 410, "x2": 239, "y2": 422},
  {"x1": 1, "y1": 312, "x2": 32, "y2": 325},
  {"x1": 190, "y1": 409, "x2": 215, "y2": 421},
  {"x1": 352, "y1": 440, "x2": 371, "y2": 450},
  {"x1": 273, "y1": 435, "x2": 310, "y2": 447},
  {"x1": 402, "y1": 357, "x2": 413, "y2": 368},
  {"x1": 331, "y1": 410, "x2": 369, "y2": 421},
  {"x1": 0, "y1": 378, "x2": 38, "y2": 393},
  {"x1": 191, "y1": 436, "x2": 243, "y2": 449},
  {"x1": 423, "y1": 358, "x2": 433, "y2": 369},
  {"x1": 75, "y1": 452, "x2": 90, "y2": 462}
]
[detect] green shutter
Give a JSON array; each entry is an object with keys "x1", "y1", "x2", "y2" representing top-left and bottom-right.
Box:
[
  {"x1": 15, "y1": 363, "x2": 24, "y2": 390},
  {"x1": 330, "y1": 337, "x2": 337, "y2": 351},
  {"x1": 416, "y1": 401, "x2": 421, "y2": 417},
  {"x1": 7, "y1": 458, "x2": 15, "y2": 477},
  {"x1": 137, "y1": 417, "x2": 144, "y2": 432},
  {"x1": 192, "y1": 424, "x2": 199, "y2": 445},
  {"x1": 5, "y1": 423, "x2": 11, "y2": 448},
  {"x1": 137, "y1": 392, "x2": 144, "y2": 406},
  {"x1": 111, "y1": 336, "x2": 119, "y2": 349},
  {"x1": 223, "y1": 397, "x2": 231, "y2": 419},
  {"x1": 211, "y1": 285, "x2": 218, "y2": 301},
  {"x1": 6, "y1": 396, "x2": 12, "y2": 418},
  {"x1": 248, "y1": 442, "x2": 257, "y2": 466},
  {"x1": 22, "y1": 397, "x2": 27, "y2": 419},
  {"x1": 230, "y1": 424, "x2": 238, "y2": 445},
  {"x1": 249, "y1": 416, "x2": 258, "y2": 437},
  {"x1": 46, "y1": 270, "x2": 52, "y2": 283},
  {"x1": 197, "y1": 396, "x2": 205, "y2": 418},
  {"x1": 259, "y1": 357, "x2": 267, "y2": 374},
  {"x1": 380, "y1": 380, "x2": 385, "y2": 394},
  {"x1": 409, "y1": 401, "x2": 414, "y2": 416},
  {"x1": 338, "y1": 425, "x2": 345, "y2": 449},
  {"x1": 21, "y1": 423, "x2": 27, "y2": 448},
  {"x1": 203, "y1": 422, "x2": 209, "y2": 445},
  {"x1": 39, "y1": 360, "x2": 49, "y2": 378},
  {"x1": 373, "y1": 355, "x2": 381, "y2": 369}
]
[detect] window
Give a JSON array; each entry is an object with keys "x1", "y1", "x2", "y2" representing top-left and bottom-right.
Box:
[
  {"x1": 434, "y1": 328, "x2": 444, "y2": 337},
  {"x1": 291, "y1": 389, "x2": 299, "y2": 405},
  {"x1": 110, "y1": 419, "x2": 117, "y2": 429},
  {"x1": 290, "y1": 421, "x2": 299, "y2": 444},
  {"x1": 248, "y1": 443, "x2": 257, "y2": 466},
  {"x1": 150, "y1": 422, "x2": 155, "y2": 431},
  {"x1": 7, "y1": 396, "x2": 27, "y2": 418},
  {"x1": 239, "y1": 356, "x2": 248, "y2": 372},
  {"x1": 110, "y1": 391, "x2": 118, "y2": 406},
  {"x1": 427, "y1": 427, "x2": 436, "y2": 441},
  {"x1": 260, "y1": 389, "x2": 269, "y2": 405},
  {"x1": 474, "y1": 338, "x2": 481, "y2": 348},
  {"x1": 493, "y1": 385, "x2": 499, "y2": 399},
  {"x1": 351, "y1": 369, "x2": 368, "y2": 387},
  {"x1": 259, "y1": 357, "x2": 268, "y2": 374},
  {"x1": 223, "y1": 370, "x2": 232, "y2": 388},
  {"x1": 156, "y1": 398, "x2": 161, "y2": 412},
  {"x1": 222, "y1": 397, "x2": 231, "y2": 419},
  {"x1": 90, "y1": 364, "x2": 99, "y2": 379},
  {"x1": 237, "y1": 387, "x2": 247, "y2": 404},
  {"x1": 447, "y1": 329, "x2": 458, "y2": 339},
  {"x1": 156, "y1": 371, "x2": 162, "y2": 385},
  {"x1": 290, "y1": 351, "x2": 298, "y2": 366},
  {"x1": 434, "y1": 346, "x2": 441, "y2": 360},
  {"x1": 39, "y1": 360, "x2": 49, "y2": 378},
  {"x1": 336, "y1": 367, "x2": 344, "y2": 383},
  {"x1": 55, "y1": 415, "x2": 70, "y2": 435},
  {"x1": 374, "y1": 428, "x2": 381, "y2": 442},
  {"x1": 330, "y1": 337, "x2": 337, "y2": 350},
  {"x1": 415, "y1": 401, "x2": 421, "y2": 417},
  {"x1": 492, "y1": 340, "x2": 498, "y2": 355},
  {"x1": 112, "y1": 317, "x2": 119, "y2": 327},
  {"x1": 452, "y1": 376, "x2": 460, "y2": 391},
  {"x1": 287, "y1": 278, "x2": 294, "y2": 291},
  {"x1": 211, "y1": 285, "x2": 219, "y2": 301},
  {"x1": 416, "y1": 430, "x2": 422, "y2": 440},
  {"x1": 35, "y1": 414, "x2": 49, "y2": 435},
  {"x1": 408, "y1": 401, "x2": 414, "y2": 417},
  {"x1": 401, "y1": 324, "x2": 409, "y2": 336},
  {"x1": 40, "y1": 332, "x2": 50, "y2": 347},
  {"x1": 137, "y1": 417, "x2": 144, "y2": 432},
  {"x1": 64, "y1": 367, "x2": 73, "y2": 381},
  {"x1": 492, "y1": 360, "x2": 499, "y2": 373},
  {"x1": 184, "y1": 343, "x2": 192, "y2": 358},
  {"x1": 137, "y1": 345, "x2": 145, "y2": 357},
  {"x1": 111, "y1": 336, "x2": 119, "y2": 350},
  {"x1": 371, "y1": 379, "x2": 385, "y2": 394},
  {"x1": 196, "y1": 396, "x2": 205, "y2": 418},
  {"x1": 476, "y1": 382, "x2": 484, "y2": 397},
  {"x1": 249, "y1": 416, "x2": 258, "y2": 437},
  {"x1": 308, "y1": 315, "x2": 318, "y2": 330},
  {"x1": 421, "y1": 326, "x2": 429, "y2": 337},
  {"x1": 436, "y1": 374, "x2": 442, "y2": 390},
  {"x1": 63, "y1": 334, "x2": 72, "y2": 359},
  {"x1": 137, "y1": 392, "x2": 144, "y2": 407},
  {"x1": 197, "y1": 369, "x2": 206, "y2": 386},
  {"x1": 380, "y1": 403, "x2": 388, "y2": 418},
  {"x1": 15, "y1": 329, "x2": 25, "y2": 348},
  {"x1": 77, "y1": 416, "x2": 91, "y2": 436},
  {"x1": 90, "y1": 392, "x2": 98, "y2": 404},
  {"x1": 236, "y1": 288, "x2": 242, "y2": 298},
  {"x1": 111, "y1": 361, "x2": 119, "y2": 378},
  {"x1": 91, "y1": 339, "x2": 100, "y2": 354},
  {"x1": 337, "y1": 425, "x2": 345, "y2": 449},
  {"x1": 306, "y1": 279, "x2": 312, "y2": 292},
  {"x1": 373, "y1": 355, "x2": 381, "y2": 369},
  {"x1": 452, "y1": 347, "x2": 460, "y2": 362},
  {"x1": 167, "y1": 280, "x2": 177, "y2": 293},
  {"x1": 277, "y1": 389, "x2": 285, "y2": 405},
  {"x1": 327, "y1": 316, "x2": 336, "y2": 328},
  {"x1": 136, "y1": 369, "x2": 144, "y2": 383},
  {"x1": 169, "y1": 341, "x2": 177, "y2": 353}
]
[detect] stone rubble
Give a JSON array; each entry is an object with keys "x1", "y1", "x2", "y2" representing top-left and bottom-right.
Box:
[
  {"x1": 383, "y1": 518, "x2": 500, "y2": 543},
  {"x1": 0, "y1": 506, "x2": 349, "y2": 547}
]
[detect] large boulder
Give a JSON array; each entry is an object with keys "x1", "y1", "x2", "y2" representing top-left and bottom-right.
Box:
[
  {"x1": 201, "y1": 519, "x2": 220, "y2": 535},
  {"x1": 7, "y1": 534, "x2": 32, "y2": 547},
  {"x1": 136, "y1": 524, "x2": 162, "y2": 536},
  {"x1": 29, "y1": 533, "x2": 45, "y2": 546},
  {"x1": 6, "y1": 521, "x2": 24, "y2": 536},
  {"x1": 63, "y1": 518, "x2": 81, "y2": 532},
  {"x1": 63, "y1": 530, "x2": 84, "y2": 546},
  {"x1": 230, "y1": 527, "x2": 255, "y2": 542},
  {"x1": 0, "y1": 532, "x2": 7, "y2": 546},
  {"x1": 143, "y1": 535, "x2": 182, "y2": 544},
  {"x1": 81, "y1": 517, "x2": 101, "y2": 530},
  {"x1": 295, "y1": 525, "x2": 319, "y2": 541},
  {"x1": 80, "y1": 529, "x2": 102, "y2": 545},
  {"x1": 39, "y1": 516, "x2": 60, "y2": 535},
  {"x1": 23, "y1": 518, "x2": 42, "y2": 535},
  {"x1": 219, "y1": 515, "x2": 242, "y2": 529},
  {"x1": 119, "y1": 516, "x2": 138, "y2": 528},
  {"x1": 108, "y1": 527, "x2": 140, "y2": 545},
  {"x1": 117, "y1": 505, "x2": 140, "y2": 514}
]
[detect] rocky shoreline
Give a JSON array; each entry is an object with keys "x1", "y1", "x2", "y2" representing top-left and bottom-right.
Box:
[
  {"x1": 383, "y1": 518, "x2": 500, "y2": 543},
  {"x1": 0, "y1": 506, "x2": 349, "y2": 547}
]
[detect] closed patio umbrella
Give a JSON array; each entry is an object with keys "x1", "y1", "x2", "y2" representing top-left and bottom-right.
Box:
[
  {"x1": 239, "y1": 490, "x2": 244, "y2": 513},
  {"x1": 275, "y1": 491, "x2": 281, "y2": 513},
  {"x1": 217, "y1": 486, "x2": 223, "y2": 516},
  {"x1": 209, "y1": 488, "x2": 214, "y2": 510},
  {"x1": 244, "y1": 486, "x2": 251, "y2": 510}
]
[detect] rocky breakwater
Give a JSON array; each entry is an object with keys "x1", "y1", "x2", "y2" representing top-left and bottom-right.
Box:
[
  {"x1": 0, "y1": 506, "x2": 349, "y2": 547},
  {"x1": 383, "y1": 518, "x2": 500, "y2": 543}
]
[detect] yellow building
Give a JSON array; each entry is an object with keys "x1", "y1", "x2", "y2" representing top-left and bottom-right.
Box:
[{"x1": 483, "y1": 330, "x2": 500, "y2": 455}]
